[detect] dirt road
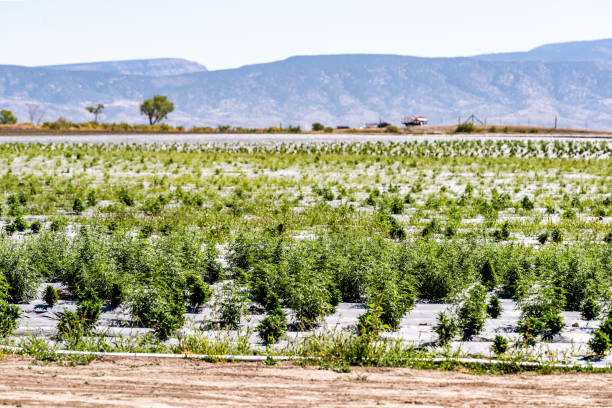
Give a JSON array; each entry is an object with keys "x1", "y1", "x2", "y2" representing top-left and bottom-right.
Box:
[{"x1": 0, "y1": 355, "x2": 610, "y2": 407}]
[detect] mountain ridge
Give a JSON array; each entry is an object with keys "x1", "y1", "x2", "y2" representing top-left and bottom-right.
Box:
[
  {"x1": 42, "y1": 58, "x2": 208, "y2": 77},
  {"x1": 0, "y1": 39, "x2": 610, "y2": 129}
]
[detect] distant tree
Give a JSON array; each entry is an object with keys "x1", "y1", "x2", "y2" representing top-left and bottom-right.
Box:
[
  {"x1": 0, "y1": 110, "x2": 17, "y2": 125},
  {"x1": 85, "y1": 104, "x2": 105, "y2": 122},
  {"x1": 26, "y1": 104, "x2": 46, "y2": 125},
  {"x1": 140, "y1": 95, "x2": 174, "y2": 125},
  {"x1": 312, "y1": 122, "x2": 324, "y2": 131}
]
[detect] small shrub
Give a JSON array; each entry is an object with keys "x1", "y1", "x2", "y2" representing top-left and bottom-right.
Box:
[
  {"x1": 86, "y1": 190, "x2": 98, "y2": 207},
  {"x1": 542, "y1": 312, "x2": 564, "y2": 338},
  {"x1": 257, "y1": 306, "x2": 287, "y2": 344},
  {"x1": 186, "y1": 274, "x2": 212, "y2": 310},
  {"x1": 421, "y1": 219, "x2": 440, "y2": 237},
  {"x1": 457, "y1": 284, "x2": 488, "y2": 340},
  {"x1": 491, "y1": 335, "x2": 508, "y2": 354},
  {"x1": 588, "y1": 330, "x2": 610, "y2": 356},
  {"x1": 521, "y1": 196, "x2": 534, "y2": 211},
  {"x1": 537, "y1": 231, "x2": 549, "y2": 245},
  {"x1": 72, "y1": 198, "x2": 85, "y2": 214},
  {"x1": 30, "y1": 220, "x2": 42, "y2": 233},
  {"x1": 385, "y1": 125, "x2": 400, "y2": 133},
  {"x1": 215, "y1": 281, "x2": 248, "y2": 328},
  {"x1": 389, "y1": 196, "x2": 404, "y2": 215},
  {"x1": 375, "y1": 280, "x2": 415, "y2": 330},
  {"x1": 551, "y1": 228, "x2": 563, "y2": 243},
  {"x1": 356, "y1": 304, "x2": 387, "y2": 339},
  {"x1": 139, "y1": 224, "x2": 154, "y2": 238},
  {"x1": 110, "y1": 283, "x2": 126, "y2": 309},
  {"x1": 487, "y1": 295, "x2": 502, "y2": 318},
  {"x1": 480, "y1": 260, "x2": 497, "y2": 289},
  {"x1": 599, "y1": 317, "x2": 612, "y2": 338},
  {"x1": 0, "y1": 302, "x2": 20, "y2": 337},
  {"x1": 13, "y1": 216, "x2": 28, "y2": 232},
  {"x1": 77, "y1": 289, "x2": 102, "y2": 330},
  {"x1": 517, "y1": 317, "x2": 545, "y2": 344},
  {"x1": 56, "y1": 310, "x2": 85, "y2": 342},
  {"x1": 131, "y1": 287, "x2": 185, "y2": 340},
  {"x1": 455, "y1": 123, "x2": 476, "y2": 133},
  {"x1": 43, "y1": 285, "x2": 59, "y2": 307},
  {"x1": 492, "y1": 222, "x2": 510, "y2": 241},
  {"x1": 49, "y1": 217, "x2": 68, "y2": 232},
  {"x1": 434, "y1": 312, "x2": 458, "y2": 345},
  {"x1": 580, "y1": 296, "x2": 601, "y2": 321},
  {"x1": 388, "y1": 218, "x2": 406, "y2": 240},
  {"x1": 118, "y1": 187, "x2": 134, "y2": 206}
]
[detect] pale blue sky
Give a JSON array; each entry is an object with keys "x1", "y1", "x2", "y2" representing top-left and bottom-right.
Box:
[{"x1": 1, "y1": 0, "x2": 611, "y2": 70}]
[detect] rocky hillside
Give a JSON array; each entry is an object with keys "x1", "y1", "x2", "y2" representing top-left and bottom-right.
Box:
[{"x1": 0, "y1": 40, "x2": 610, "y2": 129}]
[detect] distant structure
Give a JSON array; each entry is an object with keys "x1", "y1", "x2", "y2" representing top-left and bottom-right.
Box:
[
  {"x1": 402, "y1": 116, "x2": 428, "y2": 126},
  {"x1": 365, "y1": 121, "x2": 391, "y2": 129},
  {"x1": 461, "y1": 113, "x2": 484, "y2": 125}
]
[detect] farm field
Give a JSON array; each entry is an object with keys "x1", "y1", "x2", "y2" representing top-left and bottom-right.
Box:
[
  {"x1": 1, "y1": 355, "x2": 611, "y2": 407},
  {"x1": 0, "y1": 135, "x2": 611, "y2": 369}
]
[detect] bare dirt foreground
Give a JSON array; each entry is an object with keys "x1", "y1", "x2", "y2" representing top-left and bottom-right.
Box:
[{"x1": 0, "y1": 356, "x2": 610, "y2": 408}]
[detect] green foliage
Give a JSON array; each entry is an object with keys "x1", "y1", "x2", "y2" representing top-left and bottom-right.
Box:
[
  {"x1": 0, "y1": 240, "x2": 40, "y2": 303},
  {"x1": 85, "y1": 104, "x2": 104, "y2": 122},
  {"x1": 13, "y1": 216, "x2": 28, "y2": 232},
  {"x1": 541, "y1": 312, "x2": 564, "y2": 338},
  {"x1": 56, "y1": 310, "x2": 85, "y2": 342},
  {"x1": 43, "y1": 285, "x2": 59, "y2": 307},
  {"x1": 110, "y1": 282, "x2": 126, "y2": 309},
  {"x1": 434, "y1": 312, "x2": 458, "y2": 345},
  {"x1": 257, "y1": 306, "x2": 287, "y2": 344},
  {"x1": 491, "y1": 335, "x2": 508, "y2": 354},
  {"x1": 480, "y1": 260, "x2": 497, "y2": 289},
  {"x1": 588, "y1": 330, "x2": 610, "y2": 356},
  {"x1": 369, "y1": 279, "x2": 415, "y2": 330},
  {"x1": 457, "y1": 284, "x2": 488, "y2": 339},
  {"x1": 186, "y1": 274, "x2": 212, "y2": 309},
  {"x1": 311, "y1": 122, "x2": 324, "y2": 131},
  {"x1": 86, "y1": 190, "x2": 98, "y2": 207},
  {"x1": 551, "y1": 228, "x2": 563, "y2": 243},
  {"x1": 140, "y1": 95, "x2": 175, "y2": 125},
  {"x1": 130, "y1": 286, "x2": 185, "y2": 340},
  {"x1": 599, "y1": 317, "x2": 612, "y2": 339},
  {"x1": 385, "y1": 125, "x2": 400, "y2": 133},
  {"x1": 521, "y1": 196, "x2": 534, "y2": 211},
  {"x1": 72, "y1": 197, "x2": 85, "y2": 214},
  {"x1": 0, "y1": 302, "x2": 20, "y2": 337},
  {"x1": 492, "y1": 222, "x2": 510, "y2": 241},
  {"x1": 487, "y1": 295, "x2": 502, "y2": 318},
  {"x1": 0, "y1": 109, "x2": 17, "y2": 125},
  {"x1": 517, "y1": 317, "x2": 545, "y2": 344},
  {"x1": 117, "y1": 187, "x2": 134, "y2": 206},
  {"x1": 455, "y1": 123, "x2": 477, "y2": 133},
  {"x1": 30, "y1": 220, "x2": 42, "y2": 233},
  {"x1": 77, "y1": 289, "x2": 102, "y2": 330},
  {"x1": 0, "y1": 273, "x2": 9, "y2": 303},
  {"x1": 581, "y1": 295, "x2": 601, "y2": 320},
  {"x1": 214, "y1": 281, "x2": 248, "y2": 328},
  {"x1": 356, "y1": 304, "x2": 388, "y2": 339}
]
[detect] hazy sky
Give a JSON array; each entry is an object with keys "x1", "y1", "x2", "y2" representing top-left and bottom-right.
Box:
[{"x1": 1, "y1": 0, "x2": 611, "y2": 70}]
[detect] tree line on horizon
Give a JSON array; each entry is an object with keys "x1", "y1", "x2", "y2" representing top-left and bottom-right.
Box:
[{"x1": 0, "y1": 95, "x2": 175, "y2": 127}]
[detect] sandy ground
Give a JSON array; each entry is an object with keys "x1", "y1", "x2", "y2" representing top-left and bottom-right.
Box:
[{"x1": 0, "y1": 356, "x2": 610, "y2": 408}]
